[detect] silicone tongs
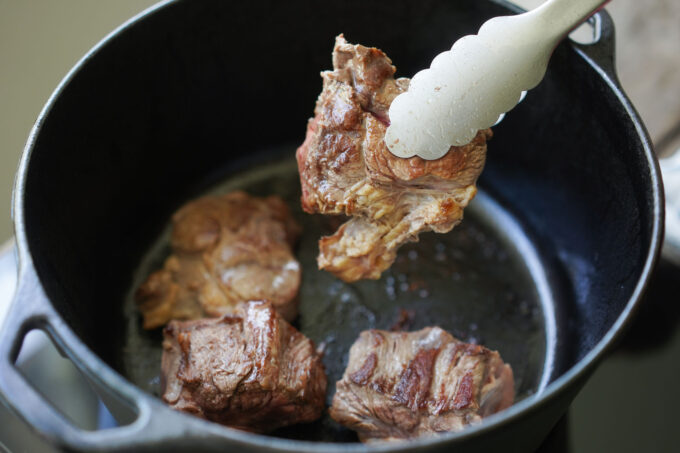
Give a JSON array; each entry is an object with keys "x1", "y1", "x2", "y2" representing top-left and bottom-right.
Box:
[{"x1": 386, "y1": 0, "x2": 610, "y2": 160}]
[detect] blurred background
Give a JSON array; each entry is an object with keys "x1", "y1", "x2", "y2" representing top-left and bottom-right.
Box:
[{"x1": 0, "y1": 1, "x2": 679, "y2": 452}]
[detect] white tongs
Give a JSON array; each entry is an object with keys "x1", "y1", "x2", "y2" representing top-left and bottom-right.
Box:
[{"x1": 386, "y1": 0, "x2": 610, "y2": 160}]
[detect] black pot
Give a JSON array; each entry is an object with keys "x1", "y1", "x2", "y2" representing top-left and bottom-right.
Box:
[{"x1": 0, "y1": 0, "x2": 663, "y2": 451}]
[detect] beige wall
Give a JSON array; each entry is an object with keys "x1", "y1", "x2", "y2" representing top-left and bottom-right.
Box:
[
  {"x1": 0, "y1": 1, "x2": 156, "y2": 242},
  {"x1": 1, "y1": 1, "x2": 678, "y2": 243}
]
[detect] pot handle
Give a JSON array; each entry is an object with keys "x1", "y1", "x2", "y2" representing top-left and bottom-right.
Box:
[
  {"x1": 0, "y1": 256, "x2": 157, "y2": 451},
  {"x1": 0, "y1": 252, "x2": 79, "y2": 445},
  {"x1": 0, "y1": 250, "x2": 261, "y2": 452},
  {"x1": 660, "y1": 150, "x2": 680, "y2": 265},
  {"x1": 569, "y1": 10, "x2": 680, "y2": 265},
  {"x1": 569, "y1": 8, "x2": 617, "y2": 81}
]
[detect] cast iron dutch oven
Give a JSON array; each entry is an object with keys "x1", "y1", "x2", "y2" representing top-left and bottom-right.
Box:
[{"x1": 0, "y1": 0, "x2": 663, "y2": 451}]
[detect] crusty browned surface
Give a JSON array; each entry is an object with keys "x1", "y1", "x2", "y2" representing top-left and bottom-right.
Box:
[
  {"x1": 161, "y1": 301, "x2": 327, "y2": 432},
  {"x1": 136, "y1": 191, "x2": 301, "y2": 329},
  {"x1": 296, "y1": 35, "x2": 490, "y2": 282},
  {"x1": 329, "y1": 327, "x2": 514, "y2": 442}
]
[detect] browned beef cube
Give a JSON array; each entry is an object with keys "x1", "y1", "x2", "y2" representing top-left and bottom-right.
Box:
[
  {"x1": 330, "y1": 327, "x2": 514, "y2": 442},
  {"x1": 136, "y1": 191, "x2": 301, "y2": 329},
  {"x1": 161, "y1": 301, "x2": 326, "y2": 432}
]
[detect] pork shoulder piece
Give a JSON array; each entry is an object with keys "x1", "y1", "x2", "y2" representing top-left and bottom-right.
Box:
[
  {"x1": 136, "y1": 191, "x2": 301, "y2": 329},
  {"x1": 161, "y1": 300, "x2": 327, "y2": 432},
  {"x1": 329, "y1": 327, "x2": 514, "y2": 442},
  {"x1": 296, "y1": 35, "x2": 490, "y2": 282}
]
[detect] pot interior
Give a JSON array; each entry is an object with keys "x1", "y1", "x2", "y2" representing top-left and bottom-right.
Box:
[{"x1": 121, "y1": 153, "x2": 558, "y2": 441}]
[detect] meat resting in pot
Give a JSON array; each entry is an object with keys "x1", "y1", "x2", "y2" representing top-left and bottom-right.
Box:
[
  {"x1": 161, "y1": 300, "x2": 327, "y2": 432},
  {"x1": 296, "y1": 36, "x2": 490, "y2": 282},
  {"x1": 329, "y1": 327, "x2": 514, "y2": 442},
  {"x1": 136, "y1": 191, "x2": 301, "y2": 329}
]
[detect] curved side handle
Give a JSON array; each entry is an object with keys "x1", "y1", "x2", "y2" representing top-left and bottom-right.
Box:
[
  {"x1": 0, "y1": 262, "x2": 155, "y2": 451},
  {"x1": 570, "y1": 8, "x2": 617, "y2": 82},
  {"x1": 0, "y1": 261, "x2": 76, "y2": 443},
  {"x1": 0, "y1": 256, "x2": 262, "y2": 452},
  {"x1": 660, "y1": 150, "x2": 680, "y2": 266}
]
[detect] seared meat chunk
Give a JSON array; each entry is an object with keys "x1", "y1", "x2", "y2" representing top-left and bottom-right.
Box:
[
  {"x1": 329, "y1": 327, "x2": 514, "y2": 442},
  {"x1": 161, "y1": 301, "x2": 327, "y2": 432},
  {"x1": 136, "y1": 191, "x2": 301, "y2": 329},
  {"x1": 296, "y1": 36, "x2": 490, "y2": 282}
]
